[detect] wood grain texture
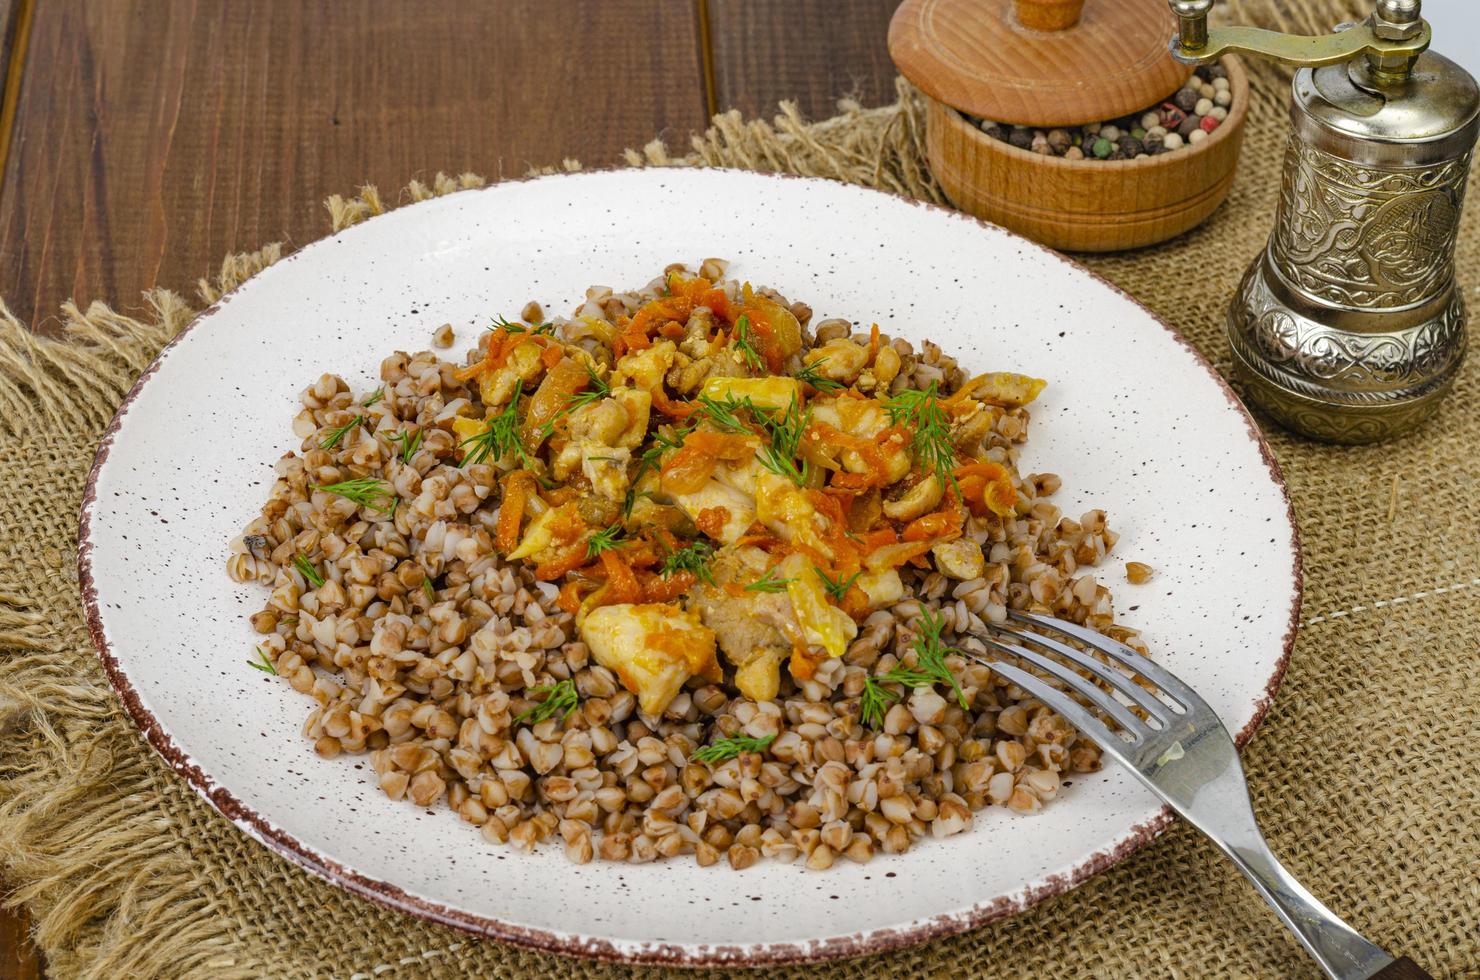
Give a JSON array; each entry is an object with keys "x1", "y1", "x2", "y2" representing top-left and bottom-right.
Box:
[
  {"x1": 0, "y1": 897, "x2": 42, "y2": 980},
  {"x1": 924, "y1": 55, "x2": 1247, "y2": 251},
  {"x1": 0, "y1": 0, "x2": 709, "y2": 329},
  {"x1": 889, "y1": 0, "x2": 1192, "y2": 126},
  {"x1": 707, "y1": 0, "x2": 899, "y2": 119}
]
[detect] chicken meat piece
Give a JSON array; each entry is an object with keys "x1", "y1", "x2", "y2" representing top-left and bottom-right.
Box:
[
  {"x1": 808, "y1": 395, "x2": 911, "y2": 484},
  {"x1": 580, "y1": 602, "x2": 720, "y2": 717},
  {"x1": 688, "y1": 546, "x2": 800, "y2": 701},
  {"x1": 669, "y1": 478, "x2": 757, "y2": 545}
]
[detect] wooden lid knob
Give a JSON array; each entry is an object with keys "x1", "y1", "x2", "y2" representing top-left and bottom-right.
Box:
[
  {"x1": 889, "y1": 0, "x2": 1193, "y2": 127},
  {"x1": 1014, "y1": 0, "x2": 1085, "y2": 32}
]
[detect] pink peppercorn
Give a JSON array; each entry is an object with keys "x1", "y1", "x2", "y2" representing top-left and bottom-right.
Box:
[
  {"x1": 1159, "y1": 103, "x2": 1185, "y2": 130},
  {"x1": 1200, "y1": 114, "x2": 1220, "y2": 133}
]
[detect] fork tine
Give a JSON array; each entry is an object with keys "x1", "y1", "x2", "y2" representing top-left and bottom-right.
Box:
[
  {"x1": 979, "y1": 637, "x2": 1150, "y2": 738},
  {"x1": 988, "y1": 622, "x2": 1175, "y2": 723},
  {"x1": 1009, "y1": 610, "x2": 1199, "y2": 710},
  {"x1": 984, "y1": 661, "x2": 1127, "y2": 750}
]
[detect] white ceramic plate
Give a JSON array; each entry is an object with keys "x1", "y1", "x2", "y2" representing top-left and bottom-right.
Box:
[{"x1": 80, "y1": 169, "x2": 1299, "y2": 966}]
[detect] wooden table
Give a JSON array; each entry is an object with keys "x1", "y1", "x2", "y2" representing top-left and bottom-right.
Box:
[{"x1": 0, "y1": 1, "x2": 899, "y2": 972}]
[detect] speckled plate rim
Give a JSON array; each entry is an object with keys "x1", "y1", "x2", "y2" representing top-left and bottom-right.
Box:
[{"x1": 78, "y1": 168, "x2": 1301, "y2": 968}]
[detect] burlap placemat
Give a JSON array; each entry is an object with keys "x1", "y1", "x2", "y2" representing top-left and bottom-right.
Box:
[{"x1": 2, "y1": 2, "x2": 1476, "y2": 976}]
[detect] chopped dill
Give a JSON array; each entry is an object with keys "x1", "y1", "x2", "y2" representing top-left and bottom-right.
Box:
[
  {"x1": 660, "y1": 539, "x2": 715, "y2": 585},
  {"x1": 691, "y1": 732, "x2": 775, "y2": 765},
  {"x1": 423, "y1": 578, "x2": 436, "y2": 602},
  {"x1": 859, "y1": 677, "x2": 898, "y2": 729},
  {"x1": 292, "y1": 554, "x2": 325, "y2": 588},
  {"x1": 857, "y1": 610, "x2": 968, "y2": 726},
  {"x1": 248, "y1": 646, "x2": 278, "y2": 675},
  {"x1": 754, "y1": 395, "x2": 813, "y2": 487},
  {"x1": 732, "y1": 315, "x2": 764, "y2": 371},
  {"x1": 313, "y1": 476, "x2": 397, "y2": 514},
  {"x1": 514, "y1": 678, "x2": 580, "y2": 725},
  {"x1": 387, "y1": 427, "x2": 424, "y2": 464},
  {"x1": 744, "y1": 566, "x2": 793, "y2": 593},
  {"x1": 319, "y1": 415, "x2": 364, "y2": 450},
  {"x1": 795, "y1": 358, "x2": 843, "y2": 393},
  {"x1": 460, "y1": 386, "x2": 533, "y2": 467},
  {"x1": 362, "y1": 387, "x2": 385, "y2": 407},
  {"x1": 492, "y1": 314, "x2": 553, "y2": 335},
  {"x1": 692, "y1": 393, "x2": 756, "y2": 434},
  {"x1": 814, "y1": 566, "x2": 861, "y2": 602},
  {"x1": 538, "y1": 364, "x2": 610, "y2": 440},
  {"x1": 585, "y1": 524, "x2": 626, "y2": 558},
  {"x1": 909, "y1": 608, "x2": 969, "y2": 709},
  {"x1": 885, "y1": 382, "x2": 958, "y2": 495}
]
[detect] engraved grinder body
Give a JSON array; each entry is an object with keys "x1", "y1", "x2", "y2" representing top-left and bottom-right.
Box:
[{"x1": 1170, "y1": 0, "x2": 1479, "y2": 443}]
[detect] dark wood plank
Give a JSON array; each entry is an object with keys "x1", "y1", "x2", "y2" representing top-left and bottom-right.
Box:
[
  {"x1": 0, "y1": 0, "x2": 23, "y2": 171},
  {"x1": 0, "y1": 0, "x2": 709, "y2": 329},
  {"x1": 0, "y1": 896, "x2": 43, "y2": 980},
  {"x1": 707, "y1": 0, "x2": 900, "y2": 120}
]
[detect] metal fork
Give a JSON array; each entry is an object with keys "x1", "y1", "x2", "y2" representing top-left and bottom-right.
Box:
[{"x1": 973, "y1": 610, "x2": 1427, "y2": 980}]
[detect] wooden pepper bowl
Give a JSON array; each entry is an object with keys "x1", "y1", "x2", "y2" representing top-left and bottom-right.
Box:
[{"x1": 922, "y1": 53, "x2": 1248, "y2": 252}]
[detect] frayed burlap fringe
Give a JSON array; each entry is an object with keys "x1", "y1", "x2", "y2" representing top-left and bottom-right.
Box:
[{"x1": 3, "y1": 1, "x2": 1476, "y2": 975}]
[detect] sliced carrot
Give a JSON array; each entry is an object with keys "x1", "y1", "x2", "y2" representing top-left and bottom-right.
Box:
[
  {"x1": 495, "y1": 470, "x2": 534, "y2": 554},
  {"x1": 598, "y1": 550, "x2": 643, "y2": 604},
  {"x1": 650, "y1": 385, "x2": 696, "y2": 419}
]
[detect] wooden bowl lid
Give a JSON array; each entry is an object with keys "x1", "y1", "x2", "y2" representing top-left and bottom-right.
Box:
[{"x1": 889, "y1": 0, "x2": 1194, "y2": 127}]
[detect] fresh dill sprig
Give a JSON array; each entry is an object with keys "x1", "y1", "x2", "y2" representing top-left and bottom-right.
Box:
[
  {"x1": 795, "y1": 358, "x2": 843, "y2": 393},
  {"x1": 910, "y1": 608, "x2": 968, "y2": 709},
  {"x1": 460, "y1": 387, "x2": 533, "y2": 467},
  {"x1": 423, "y1": 578, "x2": 436, "y2": 602},
  {"x1": 293, "y1": 554, "x2": 325, "y2": 588},
  {"x1": 857, "y1": 610, "x2": 968, "y2": 727},
  {"x1": 514, "y1": 678, "x2": 580, "y2": 725},
  {"x1": 538, "y1": 364, "x2": 610, "y2": 440},
  {"x1": 691, "y1": 732, "x2": 776, "y2": 765},
  {"x1": 650, "y1": 423, "x2": 695, "y2": 452},
  {"x1": 314, "y1": 476, "x2": 397, "y2": 514},
  {"x1": 362, "y1": 387, "x2": 385, "y2": 407},
  {"x1": 692, "y1": 393, "x2": 757, "y2": 434},
  {"x1": 387, "y1": 427, "x2": 424, "y2": 464},
  {"x1": 491, "y1": 314, "x2": 553, "y2": 335},
  {"x1": 814, "y1": 566, "x2": 861, "y2": 602},
  {"x1": 754, "y1": 395, "x2": 813, "y2": 487},
  {"x1": 744, "y1": 566, "x2": 793, "y2": 593},
  {"x1": 660, "y1": 539, "x2": 715, "y2": 585},
  {"x1": 859, "y1": 677, "x2": 899, "y2": 729},
  {"x1": 248, "y1": 646, "x2": 278, "y2": 675},
  {"x1": 585, "y1": 524, "x2": 626, "y2": 558},
  {"x1": 732, "y1": 315, "x2": 764, "y2": 371},
  {"x1": 319, "y1": 415, "x2": 364, "y2": 450},
  {"x1": 885, "y1": 382, "x2": 958, "y2": 494}
]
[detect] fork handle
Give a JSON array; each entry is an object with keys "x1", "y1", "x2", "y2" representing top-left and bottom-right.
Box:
[
  {"x1": 1366, "y1": 958, "x2": 1432, "y2": 980},
  {"x1": 1222, "y1": 838, "x2": 1420, "y2": 980}
]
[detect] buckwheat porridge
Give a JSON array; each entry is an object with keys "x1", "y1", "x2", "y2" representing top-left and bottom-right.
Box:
[{"x1": 228, "y1": 260, "x2": 1146, "y2": 871}]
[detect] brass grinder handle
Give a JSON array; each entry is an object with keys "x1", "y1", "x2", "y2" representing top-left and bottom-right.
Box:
[{"x1": 1168, "y1": 0, "x2": 1430, "y2": 77}]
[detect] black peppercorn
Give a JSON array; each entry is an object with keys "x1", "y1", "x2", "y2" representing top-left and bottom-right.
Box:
[
  {"x1": 1046, "y1": 129, "x2": 1072, "y2": 154},
  {"x1": 1118, "y1": 135, "x2": 1143, "y2": 157},
  {"x1": 1177, "y1": 115, "x2": 1201, "y2": 138},
  {"x1": 1008, "y1": 127, "x2": 1034, "y2": 150},
  {"x1": 1142, "y1": 131, "x2": 1165, "y2": 154},
  {"x1": 1174, "y1": 88, "x2": 1199, "y2": 113}
]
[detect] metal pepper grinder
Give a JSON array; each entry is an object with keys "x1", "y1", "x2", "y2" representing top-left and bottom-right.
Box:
[{"x1": 1168, "y1": 0, "x2": 1478, "y2": 443}]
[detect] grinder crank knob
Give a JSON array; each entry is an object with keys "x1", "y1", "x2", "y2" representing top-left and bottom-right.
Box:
[{"x1": 1168, "y1": 0, "x2": 1213, "y2": 54}]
